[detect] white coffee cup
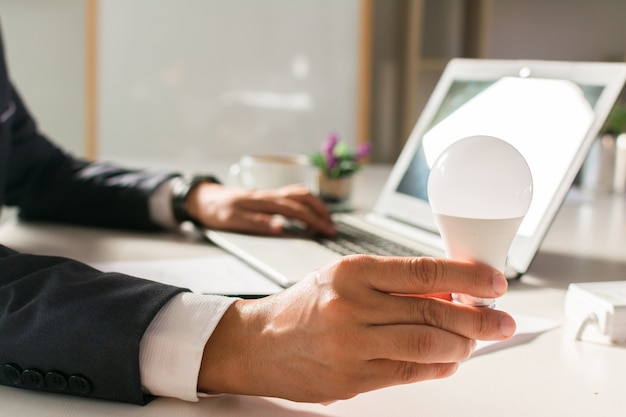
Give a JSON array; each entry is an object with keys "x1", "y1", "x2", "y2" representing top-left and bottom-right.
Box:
[{"x1": 229, "y1": 153, "x2": 316, "y2": 190}]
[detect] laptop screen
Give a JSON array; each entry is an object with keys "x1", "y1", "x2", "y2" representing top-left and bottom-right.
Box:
[
  {"x1": 395, "y1": 76, "x2": 603, "y2": 238},
  {"x1": 375, "y1": 59, "x2": 626, "y2": 275}
]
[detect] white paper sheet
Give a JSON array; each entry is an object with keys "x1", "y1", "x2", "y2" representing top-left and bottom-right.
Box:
[{"x1": 90, "y1": 255, "x2": 282, "y2": 296}]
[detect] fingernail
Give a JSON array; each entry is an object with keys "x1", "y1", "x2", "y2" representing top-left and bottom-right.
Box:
[
  {"x1": 500, "y1": 315, "x2": 516, "y2": 338},
  {"x1": 493, "y1": 272, "x2": 508, "y2": 295}
]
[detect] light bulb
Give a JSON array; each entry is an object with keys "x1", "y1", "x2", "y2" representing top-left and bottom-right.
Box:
[{"x1": 427, "y1": 135, "x2": 533, "y2": 307}]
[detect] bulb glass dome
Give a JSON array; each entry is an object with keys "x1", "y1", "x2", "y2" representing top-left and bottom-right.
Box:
[{"x1": 427, "y1": 135, "x2": 533, "y2": 219}]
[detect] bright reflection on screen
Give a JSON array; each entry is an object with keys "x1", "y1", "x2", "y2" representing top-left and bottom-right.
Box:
[{"x1": 397, "y1": 76, "x2": 602, "y2": 237}]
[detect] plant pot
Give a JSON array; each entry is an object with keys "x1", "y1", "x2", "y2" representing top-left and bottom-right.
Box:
[{"x1": 317, "y1": 173, "x2": 353, "y2": 212}]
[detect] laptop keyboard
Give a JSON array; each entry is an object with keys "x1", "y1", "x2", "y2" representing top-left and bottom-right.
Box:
[{"x1": 316, "y1": 220, "x2": 422, "y2": 257}]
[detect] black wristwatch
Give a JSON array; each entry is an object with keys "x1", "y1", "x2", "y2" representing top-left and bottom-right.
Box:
[{"x1": 171, "y1": 174, "x2": 221, "y2": 224}]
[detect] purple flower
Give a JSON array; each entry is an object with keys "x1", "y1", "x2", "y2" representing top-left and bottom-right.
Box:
[
  {"x1": 323, "y1": 132, "x2": 339, "y2": 155},
  {"x1": 311, "y1": 132, "x2": 371, "y2": 178},
  {"x1": 323, "y1": 132, "x2": 339, "y2": 169}
]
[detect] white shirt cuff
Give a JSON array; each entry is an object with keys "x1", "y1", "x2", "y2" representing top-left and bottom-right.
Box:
[
  {"x1": 139, "y1": 292, "x2": 238, "y2": 402},
  {"x1": 148, "y1": 177, "x2": 181, "y2": 229}
]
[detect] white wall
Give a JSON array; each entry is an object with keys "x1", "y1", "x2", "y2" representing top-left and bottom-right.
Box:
[
  {"x1": 0, "y1": 0, "x2": 86, "y2": 156},
  {"x1": 97, "y1": 0, "x2": 361, "y2": 171}
]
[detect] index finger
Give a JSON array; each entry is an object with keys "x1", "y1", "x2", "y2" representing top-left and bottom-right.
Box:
[
  {"x1": 338, "y1": 255, "x2": 507, "y2": 300},
  {"x1": 278, "y1": 184, "x2": 333, "y2": 221},
  {"x1": 242, "y1": 190, "x2": 336, "y2": 236}
]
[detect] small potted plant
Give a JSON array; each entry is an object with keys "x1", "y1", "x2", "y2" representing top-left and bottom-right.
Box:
[{"x1": 310, "y1": 132, "x2": 370, "y2": 211}]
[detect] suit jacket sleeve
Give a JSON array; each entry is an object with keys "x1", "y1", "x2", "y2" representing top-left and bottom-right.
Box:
[
  {"x1": 0, "y1": 20, "x2": 183, "y2": 230},
  {"x1": 0, "y1": 28, "x2": 191, "y2": 404},
  {"x1": 2, "y1": 85, "x2": 180, "y2": 230},
  {"x1": 0, "y1": 244, "x2": 188, "y2": 404}
]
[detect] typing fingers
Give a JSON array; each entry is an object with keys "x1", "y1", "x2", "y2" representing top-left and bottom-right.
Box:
[
  {"x1": 275, "y1": 184, "x2": 332, "y2": 221},
  {"x1": 237, "y1": 188, "x2": 335, "y2": 236}
]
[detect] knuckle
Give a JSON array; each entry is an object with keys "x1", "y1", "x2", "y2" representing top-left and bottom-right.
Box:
[
  {"x1": 409, "y1": 257, "x2": 446, "y2": 292},
  {"x1": 332, "y1": 254, "x2": 385, "y2": 298},
  {"x1": 327, "y1": 262, "x2": 368, "y2": 310},
  {"x1": 412, "y1": 329, "x2": 439, "y2": 359},
  {"x1": 472, "y1": 310, "x2": 492, "y2": 337},
  {"x1": 396, "y1": 361, "x2": 459, "y2": 384},
  {"x1": 438, "y1": 362, "x2": 460, "y2": 379},
  {"x1": 215, "y1": 207, "x2": 236, "y2": 223},
  {"x1": 280, "y1": 184, "x2": 308, "y2": 197},
  {"x1": 397, "y1": 361, "x2": 422, "y2": 384},
  {"x1": 458, "y1": 338, "x2": 476, "y2": 361},
  {"x1": 413, "y1": 298, "x2": 445, "y2": 329},
  {"x1": 333, "y1": 254, "x2": 371, "y2": 279}
]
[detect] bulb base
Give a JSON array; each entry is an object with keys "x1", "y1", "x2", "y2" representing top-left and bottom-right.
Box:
[
  {"x1": 434, "y1": 214, "x2": 523, "y2": 307},
  {"x1": 452, "y1": 293, "x2": 496, "y2": 308}
]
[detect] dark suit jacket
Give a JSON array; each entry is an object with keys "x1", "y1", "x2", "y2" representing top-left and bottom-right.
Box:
[{"x1": 0, "y1": 27, "x2": 189, "y2": 404}]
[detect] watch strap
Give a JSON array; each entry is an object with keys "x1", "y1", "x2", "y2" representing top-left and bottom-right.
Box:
[{"x1": 171, "y1": 175, "x2": 220, "y2": 224}]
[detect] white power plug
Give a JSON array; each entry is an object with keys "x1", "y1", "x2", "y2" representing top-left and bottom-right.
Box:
[{"x1": 564, "y1": 281, "x2": 626, "y2": 344}]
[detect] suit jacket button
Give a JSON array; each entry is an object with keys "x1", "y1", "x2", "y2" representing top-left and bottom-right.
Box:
[
  {"x1": 68, "y1": 375, "x2": 91, "y2": 395},
  {"x1": 22, "y1": 369, "x2": 45, "y2": 388},
  {"x1": 3, "y1": 364, "x2": 22, "y2": 385},
  {"x1": 45, "y1": 371, "x2": 68, "y2": 391}
]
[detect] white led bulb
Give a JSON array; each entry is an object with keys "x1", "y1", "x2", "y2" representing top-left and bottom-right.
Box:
[{"x1": 427, "y1": 135, "x2": 533, "y2": 307}]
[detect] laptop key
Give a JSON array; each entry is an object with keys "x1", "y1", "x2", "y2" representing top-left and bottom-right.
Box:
[{"x1": 317, "y1": 221, "x2": 422, "y2": 257}]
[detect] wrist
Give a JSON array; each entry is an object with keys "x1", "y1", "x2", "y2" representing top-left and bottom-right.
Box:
[
  {"x1": 198, "y1": 299, "x2": 258, "y2": 396},
  {"x1": 171, "y1": 175, "x2": 220, "y2": 224}
]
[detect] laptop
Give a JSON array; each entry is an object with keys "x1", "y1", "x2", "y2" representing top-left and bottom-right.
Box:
[{"x1": 206, "y1": 58, "x2": 626, "y2": 289}]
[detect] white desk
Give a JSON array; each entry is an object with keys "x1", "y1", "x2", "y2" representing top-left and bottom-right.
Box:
[{"x1": 1, "y1": 165, "x2": 625, "y2": 417}]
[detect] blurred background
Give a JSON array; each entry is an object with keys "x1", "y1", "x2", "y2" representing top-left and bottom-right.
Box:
[{"x1": 0, "y1": 0, "x2": 624, "y2": 172}]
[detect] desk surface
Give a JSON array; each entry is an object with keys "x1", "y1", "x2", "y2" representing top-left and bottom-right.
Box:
[{"x1": 1, "y1": 165, "x2": 626, "y2": 417}]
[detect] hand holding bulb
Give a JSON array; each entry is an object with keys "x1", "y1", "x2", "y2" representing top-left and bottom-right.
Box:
[{"x1": 427, "y1": 135, "x2": 533, "y2": 307}]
